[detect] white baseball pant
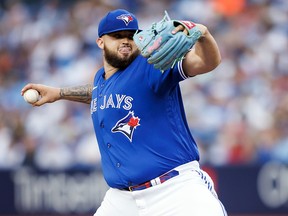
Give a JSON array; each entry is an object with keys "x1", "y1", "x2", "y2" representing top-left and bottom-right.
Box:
[{"x1": 94, "y1": 161, "x2": 227, "y2": 216}]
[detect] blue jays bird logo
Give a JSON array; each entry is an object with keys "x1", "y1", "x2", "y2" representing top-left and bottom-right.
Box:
[
  {"x1": 111, "y1": 111, "x2": 140, "y2": 142},
  {"x1": 116, "y1": 14, "x2": 134, "y2": 26}
]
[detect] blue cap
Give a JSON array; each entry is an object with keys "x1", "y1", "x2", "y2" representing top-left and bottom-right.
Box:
[{"x1": 98, "y1": 9, "x2": 139, "y2": 37}]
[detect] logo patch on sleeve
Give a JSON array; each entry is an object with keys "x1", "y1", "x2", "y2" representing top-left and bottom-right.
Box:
[{"x1": 111, "y1": 111, "x2": 140, "y2": 142}]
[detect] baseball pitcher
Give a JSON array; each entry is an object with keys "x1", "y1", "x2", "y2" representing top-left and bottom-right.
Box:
[{"x1": 22, "y1": 9, "x2": 227, "y2": 216}]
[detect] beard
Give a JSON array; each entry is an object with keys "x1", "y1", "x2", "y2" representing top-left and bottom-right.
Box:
[{"x1": 104, "y1": 45, "x2": 139, "y2": 70}]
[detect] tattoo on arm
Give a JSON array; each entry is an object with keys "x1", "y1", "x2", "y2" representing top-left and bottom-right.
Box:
[{"x1": 60, "y1": 84, "x2": 92, "y2": 104}]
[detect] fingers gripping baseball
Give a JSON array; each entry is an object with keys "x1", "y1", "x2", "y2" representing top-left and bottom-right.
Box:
[{"x1": 21, "y1": 84, "x2": 60, "y2": 106}]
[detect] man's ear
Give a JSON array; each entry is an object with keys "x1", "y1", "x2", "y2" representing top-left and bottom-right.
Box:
[{"x1": 96, "y1": 38, "x2": 104, "y2": 49}]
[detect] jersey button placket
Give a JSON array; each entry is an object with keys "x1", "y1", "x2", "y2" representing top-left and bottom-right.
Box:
[
  {"x1": 116, "y1": 163, "x2": 121, "y2": 168},
  {"x1": 98, "y1": 82, "x2": 104, "y2": 97},
  {"x1": 107, "y1": 143, "x2": 111, "y2": 148}
]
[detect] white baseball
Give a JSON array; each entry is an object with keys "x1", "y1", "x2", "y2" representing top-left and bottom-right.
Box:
[{"x1": 23, "y1": 89, "x2": 40, "y2": 104}]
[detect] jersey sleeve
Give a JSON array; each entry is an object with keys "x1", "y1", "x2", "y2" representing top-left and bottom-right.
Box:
[{"x1": 145, "y1": 58, "x2": 190, "y2": 95}]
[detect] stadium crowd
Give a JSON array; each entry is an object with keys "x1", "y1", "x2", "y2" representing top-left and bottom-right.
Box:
[{"x1": 0, "y1": 0, "x2": 287, "y2": 170}]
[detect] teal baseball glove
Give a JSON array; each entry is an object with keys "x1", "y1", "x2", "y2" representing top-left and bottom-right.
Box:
[{"x1": 133, "y1": 12, "x2": 202, "y2": 72}]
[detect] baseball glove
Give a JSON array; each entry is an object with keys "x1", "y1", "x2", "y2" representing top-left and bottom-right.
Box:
[{"x1": 133, "y1": 11, "x2": 202, "y2": 71}]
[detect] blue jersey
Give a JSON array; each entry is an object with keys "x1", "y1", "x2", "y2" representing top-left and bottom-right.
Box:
[{"x1": 90, "y1": 55, "x2": 199, "y2": 188}]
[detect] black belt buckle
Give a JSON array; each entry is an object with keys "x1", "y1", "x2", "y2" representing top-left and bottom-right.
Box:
[{"x1": 124, "y1": 169, "x2": 179, "y2": 192}]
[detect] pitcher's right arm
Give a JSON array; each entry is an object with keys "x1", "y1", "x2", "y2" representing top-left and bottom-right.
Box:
[{"x1": 21, "y1": 83, "x2": 92, "y2": 106}]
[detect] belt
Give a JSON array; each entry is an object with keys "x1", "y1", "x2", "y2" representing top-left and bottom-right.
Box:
[{"x1": 122, "y1": 170, "x2": 179, "y2": 192}]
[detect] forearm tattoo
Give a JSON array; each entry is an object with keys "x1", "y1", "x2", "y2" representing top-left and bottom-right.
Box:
[{"x1": 60, "y1": 84, "x2": 92, "y2": 104}]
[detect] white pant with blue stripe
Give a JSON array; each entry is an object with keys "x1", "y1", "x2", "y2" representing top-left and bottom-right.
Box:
[{"x1": 94, "y1": 161, "x2": 227, "y2": 216}]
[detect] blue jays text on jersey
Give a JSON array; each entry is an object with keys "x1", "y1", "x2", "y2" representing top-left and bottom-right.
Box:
[
  {"x1": 91, "y1": 93, "x2": 133, "y2": 112},
  {"x1": 90, "y1": 55, "x2": 200, "y2": 189}
]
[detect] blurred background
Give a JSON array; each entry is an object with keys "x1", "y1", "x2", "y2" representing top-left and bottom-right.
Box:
[{"x1": 0, "y1": 0, "x2": 288, "y2": 215}]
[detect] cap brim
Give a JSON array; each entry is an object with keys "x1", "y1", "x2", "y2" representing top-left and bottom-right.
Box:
[{"x1": 101, "y1": 28, "x2": 141, "y2": 37}]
